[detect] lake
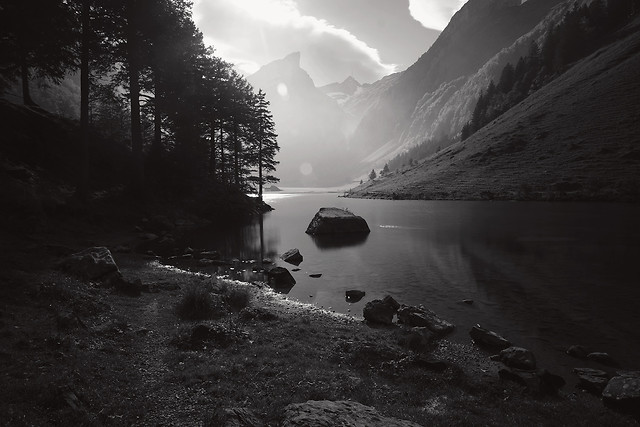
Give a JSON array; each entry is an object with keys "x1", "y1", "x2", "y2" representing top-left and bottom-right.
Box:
[{"x1": 179, "y1": 190, "x2": 640, "y2": 376}]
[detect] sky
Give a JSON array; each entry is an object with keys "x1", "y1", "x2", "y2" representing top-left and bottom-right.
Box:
[{"x1": 192, "y1": 0, "x2": 466, "y2": 87}]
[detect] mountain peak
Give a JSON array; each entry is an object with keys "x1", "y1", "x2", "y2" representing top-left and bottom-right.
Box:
[
  {"x1": 282, "y1": 51, "x2": 301, "y2": 68},
  {"x1": 342, "y1": 76, "x2": 360, "y2": 86}
]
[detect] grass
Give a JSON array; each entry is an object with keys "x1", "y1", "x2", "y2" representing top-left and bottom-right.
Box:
[{"x1": 0, "y1": 253, "x2": 637, "y2": 426}]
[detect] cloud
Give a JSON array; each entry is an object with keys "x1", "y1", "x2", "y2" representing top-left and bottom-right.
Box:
[
  {"x1": 408, "y1": 0, "x2": 466, "y2": 31},
  {"x1": 192, "y1": 0, "x2": 397, "y2": 85}
]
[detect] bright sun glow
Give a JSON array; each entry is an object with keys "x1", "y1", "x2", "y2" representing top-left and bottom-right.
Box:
[{"x1": 277, "y1": 83, "x2": 289, "y2": 98}]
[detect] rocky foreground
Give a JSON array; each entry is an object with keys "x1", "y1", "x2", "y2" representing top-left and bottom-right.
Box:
[{"x1": 1, "y1": 220, "x2": 639, "y2": 426}]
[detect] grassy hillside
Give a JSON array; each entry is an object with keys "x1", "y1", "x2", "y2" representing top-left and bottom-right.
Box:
[{"x1": 349, "y1": 17, "x2": 640, "y2": 202}]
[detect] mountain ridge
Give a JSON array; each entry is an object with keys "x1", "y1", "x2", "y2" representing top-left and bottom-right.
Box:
[{"x1": 348, "y1": 14, "x2": 640, "y2": 201}]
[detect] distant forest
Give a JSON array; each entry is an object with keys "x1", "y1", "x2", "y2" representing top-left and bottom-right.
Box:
[
  {"x1": 462, "y1": 0, "x2": 639, "y2": 140},
  {"x1": 0, "y1": 0, "x2": 279, "y2": 203}
]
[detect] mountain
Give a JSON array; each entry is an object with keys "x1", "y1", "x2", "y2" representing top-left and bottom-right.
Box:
[
  {"x1": 349, "y1": 14, "x2": 640, "y2": 201},
  {"x1": 319, "y1": 76, "x2": 362, "y2": 105},
  {"x1": 247, "y1": 52, "x2": 356, "y2": 187},
  {"x1": 344, "y1": 0, "x2": 566, "y2": 168}
]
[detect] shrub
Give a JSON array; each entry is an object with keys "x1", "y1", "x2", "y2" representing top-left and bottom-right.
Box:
[
  {"x1": 225, "y1": 286, "x2": 251, "y2": 311},
  {"x1": 176, "y1": 285, "x2": 219, "y2": 320}
]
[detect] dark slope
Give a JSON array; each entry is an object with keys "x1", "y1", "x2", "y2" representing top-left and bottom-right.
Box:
[{"x1": 349, "y1": 17, "x2": 640, "y2": 201}]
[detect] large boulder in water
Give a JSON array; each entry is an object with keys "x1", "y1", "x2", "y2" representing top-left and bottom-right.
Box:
[
  {"x1": 497, "y1": 346, "x2": 537, "y2": 370},
  {"x1": 282, "y1": 400, "x2": 421, "y2": 427},
  {"x1": 305, "y1": 207, "x2": 370, "y2": 235},
  {"x1": 267, "y1": 267, "x2": 296, "y2": 292},
  {"x1": 281, "y1": 248, "x2": 303, "y2": 265}
]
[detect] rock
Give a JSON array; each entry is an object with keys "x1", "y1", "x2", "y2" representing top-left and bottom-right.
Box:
[
  {"x1": 305, "y1": 207, "x2": 370, "y2": 235},
  {"x1": 292, "y1": 268, "x2": 301, "y2": 272},
  {"x1": 281, "y1": 400, "x2": 422, "y2": 427},
  {"x1": 462, "y1": 299, "x2": 474, "y2": 305},
  {"x1": 397, "y1": 327, "x2": 434, "y2": 352},
  {"x1": 567, "y1": 345, "x2": 589, "y2": 359},
  {"x1": 61, "y1": 247, "x2": 119, "y2": 280},
  {"x1": 602, "y1": 374, "x2": 640, "y2": 414},
  {"x1": 345, "y1": 290, "x2": 365, "y2": 302},
  {"x1": 197, "y1": 250, "x2": 221, "y2": 260},
  {"x1": 396, "y1": 305, "x2": 454, "y2": 336},
  {"x1": 281, "y1": 248, "x2": 303, "y2": 265},
  {"x1": 499, "y1": 368, "x2": 565, "y2": 396},
  {"x1": 587, "y1": 352, "x2": 618, "y2": 367},
  {"x1": 382, "y1": 295, "x2": 401, "y2": 311},
  {"x1": 267, "y1": 267, "x2": 296, "y2": 290},
  {"x1": 209, "y1": 407, "x2": 263, "y2": 427},
  {"x1": 469, "y1": 325, "x2": 511, "y2": 350},
  {"x1": 573, "y1": 368, "x2": 610, "y2": 395},
  {"x1": 184, "y1": 247, "x2": 194, "y2": 255},
  {"x1": 363, "y1": 299, "x2": 396, "y2": 325},
  {"x1": 309, "y1": 273, "x2": 322, "y2": 278},
  {"x1": 498, "y1": 347, "x2": 536, "y2": 370}
]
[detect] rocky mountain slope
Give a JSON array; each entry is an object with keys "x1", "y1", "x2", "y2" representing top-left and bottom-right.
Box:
[
  {"x1": 344, "y1": 0, "x2": 566, "y2": 167},
  {"x1": 349, "y1": 15, "x2": 640, "y2": 201}
]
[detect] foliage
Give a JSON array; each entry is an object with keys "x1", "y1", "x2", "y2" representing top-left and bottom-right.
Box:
[
  {"x1": 0, "y1": 0, "x2": 280, "y2": 209},
  {"x1": 175, "y1": 285, "x2": 221, "y2": 321},
  {"x1": 461, "y1": 0, "x2": 639, "y2": 141},
  {"x1": 369, "y1": 169, "x2": 377, "y2": 180}
]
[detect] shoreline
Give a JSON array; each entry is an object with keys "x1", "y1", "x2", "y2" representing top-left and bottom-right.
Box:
[{"x1": 1, "y1": 213, "x2": 638, "y2": 425}]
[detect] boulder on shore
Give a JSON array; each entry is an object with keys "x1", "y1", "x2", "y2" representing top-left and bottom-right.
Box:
[
  {"x1": 469, "y1": 325, "x2": 511, "y2": 350},
  {"x1": 497, "y1": 346, "x2": 536, "y2": 370},
  {"x1": 602, "y1": 373, "x2": 640, "y2": 414},
  {"x1": 363, "y1": 299, "x2": 396, "y2": 325},
  {"x1": 573, "y1": 368, "x2": 610, "y2": 395},
  {"x1": 281, "y1": 248, "x2": 303, "y2": 265},
  {"x1": 397, "y1": 305, "x2": 454, "y2": 336},
  {"x1": 61, "y1": 247, "x2": 119, "y2": 280},
  {"x1": 282, "y1": 400, "x2": 421, "y2": 427},
  {"x1": 305, "y1": 207, "x2": 370, "y2": 235}
]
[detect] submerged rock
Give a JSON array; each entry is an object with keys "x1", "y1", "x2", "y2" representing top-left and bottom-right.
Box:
[
  {"x1": 281, "y1": 248, "x2": 303, "y2": 265},
  {"x1": 305, "y1": 207, "x2": 370, "y2": 235},
  {"x1": 469, "y1": 325, "x2": 511, "y2": 350},
  {"x1": 587, "y1": 352, "x2": 619, "y2": 367},
  {"x1": 567, "y1": 345, "x2": 589, "y2": 359},
  {"x1": 282, "y1": 400, "x2": 421, "y2": 427},
  {"x1": 345, "y1": 290, "x2": 365, "y2": 302}
]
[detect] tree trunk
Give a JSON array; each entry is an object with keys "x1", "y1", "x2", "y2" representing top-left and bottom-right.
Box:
[
  {"x1": 126, "y1": 0, "x2": 144, "y2": 196},
  {"x1": 209, "y1": 121, "x2": 217, "y2": 180},
  {"x1": 77, "y1": 0, "x2": 90, "y2": 201},
  {"x1": 258, "y1": 133, "x2": 263, "y2": 202},
  {"x1": 233, "y1": 121, "x2": 239, "y2": 187},
  {"x1": 20, "y1": 60, "x2": 34, "y2": 106},
  {"x1": 219, "y1": 125, "x2": 225, "y2": 184}
]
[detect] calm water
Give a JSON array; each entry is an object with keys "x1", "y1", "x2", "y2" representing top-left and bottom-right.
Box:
[{"x1": 179, "y1": 191, "x2": 640, "y2": 376}]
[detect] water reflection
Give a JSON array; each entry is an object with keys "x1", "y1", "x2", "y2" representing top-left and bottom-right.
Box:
[{"x1": 310, "y1": 232, "x2": 369, "y2": 249}]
